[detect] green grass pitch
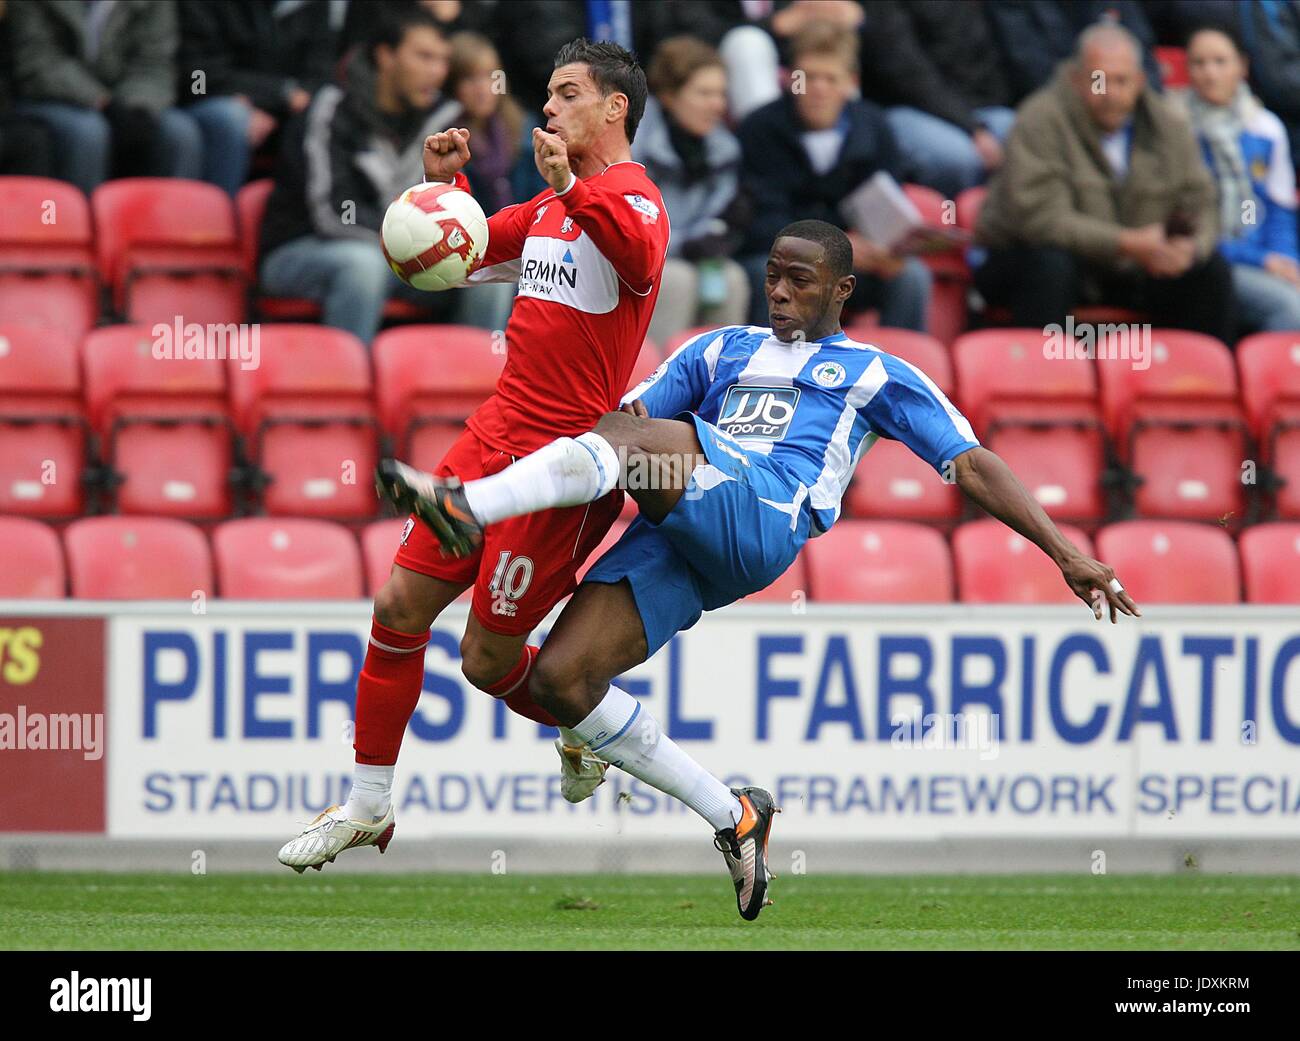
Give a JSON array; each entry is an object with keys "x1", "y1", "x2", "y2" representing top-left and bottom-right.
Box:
[{"x1": 2, "y1": 872, "x2": 1297, "y2": 950}]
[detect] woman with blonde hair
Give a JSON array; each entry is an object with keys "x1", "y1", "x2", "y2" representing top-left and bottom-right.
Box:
[{"x1": 635, "y1": 35, "x2": 750, "y2": 345}]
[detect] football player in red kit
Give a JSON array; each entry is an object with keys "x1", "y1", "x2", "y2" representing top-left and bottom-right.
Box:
[{"x1": 279, "y1": 38, "x2": 669, "y2": 872}]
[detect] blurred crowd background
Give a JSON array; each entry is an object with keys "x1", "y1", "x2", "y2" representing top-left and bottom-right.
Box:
[{"x1": 1, "y1": 0, "x2": 1297, "y2": 348}]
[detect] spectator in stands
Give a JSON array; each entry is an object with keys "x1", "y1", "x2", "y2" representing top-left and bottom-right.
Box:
[
  {"x1": 0, "y1": 0, "x2": 54, "y2": 176},
  {"x1": 176, "y1": 1, "x2": 338, "y2": 197},
  {"x1": 859, "y1": 1, "x2": 1017, "y2": 198},
  {"x1": 341, "y1": 0, "x2": 493, "y2": 61},
  {"x1": 987, "y1": 0, "x2": 1163, "y2": 103},
  {"x1": 635, "y1": 36, "x2": 749, "y2": 344},
  {"x1": 258, "y1": 6, "x2": 469, "y2": 345},
  {"x1": 634, "y1": 1, "x2": 835, "y2": 124},
  {"x1": 738, "y1": 22, "x2": 930, "y2": 331},
  {"x1": 973, "y1": 24, "x2": 1235, "y2": 344},
  {"x1": 736, "y1": 21, "x2": 931, "y2": 331},
  {"x1": 489, "y1": 0, "x2": 782, "y2": 121},
  {"x1": 1180, "y1": 25, "x2": 1300, "y2": 333},
  {"x1": 446, "y1": 32, "x2": 545, "y2": 214},
  {"x1": 8, "y1": 0, "x2": 244, "y2": 195},
  {"x1": 1234, "y1": 0, "x2": 1300, "y2": 176},
  {"x1": 443, "y1": 30, "x2": 543, "y2": 330}
]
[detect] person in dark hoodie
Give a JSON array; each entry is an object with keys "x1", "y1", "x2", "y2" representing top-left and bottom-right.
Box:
[
  {"x1": 736, "y1": 21, "x2": 931, "y2": 332},
  {"x1": 257, "y1": 6, "x2": 468, "y2": 345}
]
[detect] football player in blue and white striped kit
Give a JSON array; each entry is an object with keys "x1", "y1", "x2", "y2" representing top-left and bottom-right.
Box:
[{"x1": 380, "y1": 219, "x2": 1141, "y2": 920}]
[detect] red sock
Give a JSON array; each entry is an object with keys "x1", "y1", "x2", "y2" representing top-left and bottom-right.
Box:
[
  {"x1": 354, "y1": 619, "x2": 430, "y2": 765},
  {"x1": 484, "y1": 645, "x2": 560, "y2": 727}
]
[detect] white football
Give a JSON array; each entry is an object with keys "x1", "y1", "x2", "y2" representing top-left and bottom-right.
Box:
[{"x1": 381, "y1": 182, "x2": 488, "y2": 291}]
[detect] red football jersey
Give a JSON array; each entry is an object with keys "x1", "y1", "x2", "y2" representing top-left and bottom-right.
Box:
[{"x1": 450, "y1": 162, "x2": 670, "y2": 454}]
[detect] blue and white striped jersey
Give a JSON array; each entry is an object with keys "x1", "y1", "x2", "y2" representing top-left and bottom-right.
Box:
[{"x1": 622, "y1": 325, "x2": 980, "y2": 537}]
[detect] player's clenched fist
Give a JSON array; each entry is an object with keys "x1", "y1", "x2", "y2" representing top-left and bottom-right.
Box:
[
  {"x1": 423, "y1": 127, "x2": 471, "y2": 183},
  {"x1": 533, "y1": 127, "x2": 573, "y2": 193}
]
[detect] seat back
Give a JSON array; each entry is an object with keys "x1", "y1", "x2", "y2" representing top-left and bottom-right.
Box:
[
  {"x1": 805, "y1": 520, "x2": 953, "y2": 602},
  {"x1": 1095, "y1": 520, "x2": 1239, "y2": 603},
  {"x1": 65, "y1": 516, "x2": 213, "y2": 598},
  {"x1": 214, "y1": 518, "x2": 364, "y2": 599}
]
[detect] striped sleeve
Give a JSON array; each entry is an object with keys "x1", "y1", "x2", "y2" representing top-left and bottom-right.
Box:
[
  {"x1": 621, "y1": 326, "x2": 733, "y2": 418},
  {"x1": 859, "y1": 354, "x2": 980, "y2": 476}
]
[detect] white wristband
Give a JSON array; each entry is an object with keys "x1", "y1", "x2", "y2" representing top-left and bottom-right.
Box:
[{"x1": 555, "y1": 171, "x2": 577, "y2": 196}]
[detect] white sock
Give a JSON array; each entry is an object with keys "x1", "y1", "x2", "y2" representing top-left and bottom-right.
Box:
[
  {"x1": 344, "y1": 764, "x2": 394, "y2": 823},
  {"x1": 558, "y1": 726, "x2": 582, "y2": 748},
  {"x1": 462, "y1": 432, "x2": 619, "y2": 525},
  {"x1": 571, "y1": 686, "x2": 742, "y2": 832}
]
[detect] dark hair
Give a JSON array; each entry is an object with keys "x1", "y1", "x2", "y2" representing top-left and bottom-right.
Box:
[
  {"x1": 774, "y1": 220, "x2": 853, "y2": 280},
  {"x1": 1185, "y1": 21, "x2": 1247, "y2": 56},
  {"x1": 554, "y1": 37, "x2": 647, "y2": 143},
  {"x1": 368, "y1": 4, "x2": 444, "y2": 62}
]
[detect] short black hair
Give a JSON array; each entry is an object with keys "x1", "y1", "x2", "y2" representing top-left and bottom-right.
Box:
[
  {"x1": 773, "y1": 220, "x2": 853, "y2": 280},
  {"x1": 554, "y1": 37, "x2": 647, "y2": 143},
  {"x1": 368, "y1": 4, "x2": 443, "y2": 62}
]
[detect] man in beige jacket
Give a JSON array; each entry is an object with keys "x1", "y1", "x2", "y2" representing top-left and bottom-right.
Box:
[{"x1": 973, "y1": 23, "x2": 1234, "y2": 344}]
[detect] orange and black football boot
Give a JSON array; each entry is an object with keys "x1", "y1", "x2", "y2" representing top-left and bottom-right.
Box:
[
  {"x1": 714, "y1": 786, "x2": 780, "y2": 921},
  {"x1": 375, "y1": 458, "x2": 483, "y2": 558}
]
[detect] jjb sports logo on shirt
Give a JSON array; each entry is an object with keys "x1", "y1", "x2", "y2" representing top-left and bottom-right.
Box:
[{"x1": 717, "y1": 386, "x2": 801, "y2": 440}]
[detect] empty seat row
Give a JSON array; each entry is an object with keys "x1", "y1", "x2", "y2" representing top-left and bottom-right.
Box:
[
  {"x1": 0, "y1": 322, "x2": 662, "y2": 520},
  {"x1": 4, "y1": 514, "x2": 1293, "y2": 605}
]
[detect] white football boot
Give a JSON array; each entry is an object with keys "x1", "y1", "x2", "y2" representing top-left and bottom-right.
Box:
[
  {"x1": 555, "y1": 739, "x2": 608, "y2": 803},
  {"x1": 277, "y1": 804, "x2": 396, "y2": 873}
]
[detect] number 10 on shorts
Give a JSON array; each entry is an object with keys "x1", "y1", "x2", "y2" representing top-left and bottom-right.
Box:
[{"x1": 489, "y1": 551, "x2": 534, "y2": 618}]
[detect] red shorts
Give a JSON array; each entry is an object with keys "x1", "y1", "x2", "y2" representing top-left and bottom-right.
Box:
[{"x1": 392, "y1": 425, "x2": 624, "y2": 635}]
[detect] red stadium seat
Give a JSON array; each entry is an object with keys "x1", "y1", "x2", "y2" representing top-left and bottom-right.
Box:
[
  {"x1": 1237, "y1": 332, "x2": 1300, "y2": 518},
  {"x1": 374, "y1": 324, "x2": 502, "y2": 468},
  {"x1": 1239, "y1": 524, "x2": 1300, "y2": 603},
  {"x1": 952, "y1": 328, "x2": 1105, "y2": 523},
  {"x1": 953, "y1": 519, "x2": 1093, "y2": 603},
  {"x1": 82, "y1": 325, "x2": 234, "y2": 517},
  {"x1": 0, "y1": 517, "x2": 66, "y2": 597},
  {"x1": 232, "y1": 324, "x2": 378, "y2": 518},
  {"x1": 0, "y1": 177, "x2": 99, "y2": 341},
  {"x1": 1155, "y1": 46, "x2": 1190, "y2": 89},
  {"x1": 64, "y1": 516, "x2": 213, "y2": 599},
  {"x1": 804, "y1": 520, "x2": 953, "y2": 602},
  {"x1": 855, "y1": 327, "x2": 953, "y2": 394},
  {"x1": 1097, "y1": 330, "x2": 1246, "y2": 522},
  {"x1": 237, "y1": 179, "x2": 318, "y2": 319},
  {"x1": 0, "y1": 324, "x2": 87, "y2": 517},
  {"x1": 1094, "y1": 520, "x2": 1240, "y2": 603},
  {"x1": 846, "y1": 437, "x2": 963, "y2": 523},
  {"x1": 901, "y1": 183, "x2": 968, "y2": 344},
  {"x1": 92, "y1": 178, "x2": 246, "y2": 325},
  {"x1": 214, "y1": 518, "x2": 363, "y2": 599}
]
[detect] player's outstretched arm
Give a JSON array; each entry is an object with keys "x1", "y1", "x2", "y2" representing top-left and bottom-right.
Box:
[{"x1": 952, "y1": 446, "x2": 1142, "y2": 623}]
